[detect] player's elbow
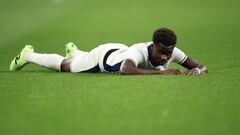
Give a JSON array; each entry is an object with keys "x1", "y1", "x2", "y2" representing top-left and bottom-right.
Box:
[
  {"x1": 119, "y1": 70, "x2": 128, "y2": 75},
  {"x1": 120, "y1": 64, "x2": 140, "y2": 75},
  {"x1": 120, "y1": 59, "x2": 138, "y2": 75},
  {"x1": 120, "y1": 66, "x2": 134, "y2": 75}
]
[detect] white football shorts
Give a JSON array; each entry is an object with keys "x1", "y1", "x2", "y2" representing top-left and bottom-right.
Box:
[{"x1": 70, "y1": 43, "x2": 128, "y2": 73}]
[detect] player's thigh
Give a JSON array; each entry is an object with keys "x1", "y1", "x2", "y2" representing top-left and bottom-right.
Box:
[{"x1": 70, "y1": 53, "x2": 99, "y2": 73}]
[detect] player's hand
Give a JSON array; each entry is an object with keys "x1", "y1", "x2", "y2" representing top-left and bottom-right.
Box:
[
  {"x1": 184, "y1": 68, "x2": 201, "y2": 75},
  {"x1": 162, "y1": 69, "x2": 182, "y2": 75}
]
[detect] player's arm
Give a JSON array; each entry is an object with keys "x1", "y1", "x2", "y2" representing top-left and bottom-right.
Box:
[
  {"x1": 181, "y1": 57, "x2": 208, "y2": 75},
  {"x1": 120, "y1": 59, "x2": 182, "y2": 75}
]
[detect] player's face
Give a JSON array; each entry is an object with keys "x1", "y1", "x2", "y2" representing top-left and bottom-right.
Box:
[{"x1": 152, "y1": 43, "x2": 174, "y2": 65}]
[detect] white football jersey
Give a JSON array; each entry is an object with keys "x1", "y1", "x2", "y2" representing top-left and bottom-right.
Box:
[{"x1": 106, "y1": 42, "x2": 187, "y2": 72}]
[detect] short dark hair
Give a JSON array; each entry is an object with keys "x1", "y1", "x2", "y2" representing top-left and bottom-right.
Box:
[{"x1": 152, "y1": 27, "x2": 177, "y2": 46}]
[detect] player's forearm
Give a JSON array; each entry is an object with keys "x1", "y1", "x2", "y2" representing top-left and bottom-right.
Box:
[
  {"x1": 120, "y1": 64, "x2": 181, "y2": 75},
  {"x1": 120, "y1": 59, "x2": 165, "y2": 75},
  {"x1": 120, "y1": 66, "x2": 166, "y2": 75},
  {"x1": 120, "y1": 59, "x2": 182, "y2": 75},
  {"x1": 181, "y1": 57, "x2": 208, "y2": 75}
]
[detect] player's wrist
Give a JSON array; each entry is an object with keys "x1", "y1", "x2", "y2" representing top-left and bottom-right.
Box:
[{"x1": 194, "y1": 68, "x2": 201, "y2": 74}]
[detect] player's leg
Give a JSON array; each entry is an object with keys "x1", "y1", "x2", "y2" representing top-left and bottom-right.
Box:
[
  {"x1": 10, "y1": 45, "x2": 65, "y2": 71},
  {"x1": 65, "y1": 42, "x2": 88, "y2": 58},
  {"x1": 25, "y1": 52, "x2": 65, "y2": 71},
  {"x1": 60, "y1": 58, "x2": 72, "y2": 72},
  {"x1": 62, "y1": 42, "x2": 92, "y2": 72},
  {"x1": 67, "y1": 45, "x2": 103, "y2": 73}
]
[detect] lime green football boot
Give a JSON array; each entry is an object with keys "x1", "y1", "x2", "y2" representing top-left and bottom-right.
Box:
[
  {"x1": 9, "y1": 45, "x2": 34, "y2": 71},
  {"x1": 65, "y1": 42, "x2": 78, "y2": 58}
]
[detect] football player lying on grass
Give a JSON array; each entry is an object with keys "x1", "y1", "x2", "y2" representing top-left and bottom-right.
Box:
[{"x1": 10, "y1": 27, "x2": 208, "y2": 75}]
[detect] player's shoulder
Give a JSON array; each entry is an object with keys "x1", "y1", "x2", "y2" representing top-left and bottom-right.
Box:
[
  {"x1": 130, "y1": 41, "x2": 152, "y2": 50},
  {"x1": 173, "y1": 47, "x2": 181, "y2": 52},
  {"x1": 125, "y1": 42, "x2": 152, "y2": 59},
  {"x1": 131, "y1": 41, "x2": 152, "y2": 46},
  {"x1": 172, "y1": 47, "x2": 185, "y2": 55},
  {"x1": 171, "y1": 46, "x2": 187, "y2": 63}
]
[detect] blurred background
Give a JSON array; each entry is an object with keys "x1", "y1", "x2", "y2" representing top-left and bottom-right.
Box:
[{"x1": 1, "y1": 0, "x2": 239, "y2": 68}]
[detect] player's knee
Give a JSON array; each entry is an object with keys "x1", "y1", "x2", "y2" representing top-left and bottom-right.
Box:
[{"x1": 60, "y1": 59, "x2": 72, "y2": 72}]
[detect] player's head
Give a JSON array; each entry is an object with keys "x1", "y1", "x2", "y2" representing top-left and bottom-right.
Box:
[
  {"x1": 152, "y1": 27, "x2": 177, "y2": 65},
  {"x1": 152, "y1": 27, "x2": 177, "y2": 47}
]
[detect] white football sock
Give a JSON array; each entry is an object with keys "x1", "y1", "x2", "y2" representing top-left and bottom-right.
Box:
[{"x1": 25, "y1": 52, "x2": 64, "y2": 71}]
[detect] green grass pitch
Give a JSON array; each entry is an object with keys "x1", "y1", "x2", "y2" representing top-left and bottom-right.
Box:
[{"x1": 0, "y1": 0, "x2": 240, "y2": 135}]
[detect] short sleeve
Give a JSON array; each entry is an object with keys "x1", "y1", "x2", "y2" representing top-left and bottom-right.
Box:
[
  {"x1": 172, "y1": 47, "x2": 187, "y2": 64},
  {"x1": 123, "y1": 47, "x2": 145, "y2": 67}
]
